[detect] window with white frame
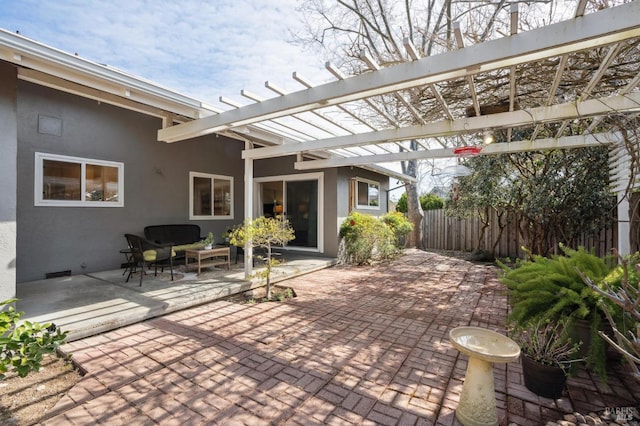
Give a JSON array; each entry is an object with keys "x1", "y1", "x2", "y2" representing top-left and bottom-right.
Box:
[
  {"x1": 356, "y1": 178, "x2": 380, "y2": 209},
  {"x1": 190, "y1": 172, "x2": 233, "y2": 220},
  {"x1": 35, "y1": 152, "x2": 124, "y2": 207}
]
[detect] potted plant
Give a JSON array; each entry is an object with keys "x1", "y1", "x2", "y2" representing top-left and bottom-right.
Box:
[
  {"x1": 222, "y1": 228, "x2": 232, "y2": 245},
  {"x1": 510, "y1": 318, "x2": 582, "y2": 399},
  {"x1": 201, "y1": 232, "x2": 215, "y2": 250},
  {"x1": 499, "y1": 245, "x2": 615, "y2": 380}
]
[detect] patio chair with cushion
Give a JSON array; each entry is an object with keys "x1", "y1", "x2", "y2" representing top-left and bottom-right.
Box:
[{"x1": 124, "y1": 234, "x2": 176, "y2": 286}]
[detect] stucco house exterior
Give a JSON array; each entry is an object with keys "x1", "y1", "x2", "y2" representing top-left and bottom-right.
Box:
[{"x1": 0, "y1": 29, "x2": 400, "y2": 299}]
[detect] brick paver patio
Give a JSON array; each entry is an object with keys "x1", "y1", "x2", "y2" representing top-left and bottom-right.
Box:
[{"x1": 43, "y1": 249, "x2": 640, "y2": 425}]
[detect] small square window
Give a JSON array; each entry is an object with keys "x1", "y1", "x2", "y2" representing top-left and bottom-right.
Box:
[
  {"x1": 189, "y1": 172, "x2": 233, "y2": 220},
  {"x1": 356, "y1": 178, "x2": 380, "y2": 209}
]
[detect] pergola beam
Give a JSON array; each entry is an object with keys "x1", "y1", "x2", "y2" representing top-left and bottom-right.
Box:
[
  {"x1": 157, "y1": 1, "x2": 640, "y2": 143},
  {"x1": 243, "y1": 92, "x2": 640, "y2": 160},
  {"x1": 293, "y1": 133, "x2": 621, "y2": 170}
]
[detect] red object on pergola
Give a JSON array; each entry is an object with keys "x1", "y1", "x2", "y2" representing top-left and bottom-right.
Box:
[{"x1": 453, "y1": 146, "x2": 483, "y2": 157}]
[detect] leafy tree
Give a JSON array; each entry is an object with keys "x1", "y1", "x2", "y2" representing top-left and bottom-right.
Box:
[
  {"x1": 445, "y1": 154, "x2": 518, "y2": 255},
  {"x1": 397, "y1": 193, "x2": 444, "y2": 213},
  {"x1": 447, "y1": 146, "x2": 615, "y2": 256},
  {"x1": 421, "y1": 194, "x2": 445, "y2": 211},
  {"x1": 0, "y1": 299, "x2": 68, "y2": 379},
  {"x1": 229, "y1": 216, "x2": 295, "y2": 300},
  {"x1": 396, "y1": 193, "x2": 409, "y2": 214}
]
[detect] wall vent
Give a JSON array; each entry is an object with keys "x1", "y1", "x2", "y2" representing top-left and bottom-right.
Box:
[
  {"x1": 45, "y1": 270, "x2": 71, "y2": 279},
  {"x1": 38, "y1": 115, "x2": 63, "y2": 136}
]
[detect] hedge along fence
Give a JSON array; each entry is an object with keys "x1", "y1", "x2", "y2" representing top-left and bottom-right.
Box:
[{"x1": 422, "y1": 208, "x2": 617, "y2": 259}]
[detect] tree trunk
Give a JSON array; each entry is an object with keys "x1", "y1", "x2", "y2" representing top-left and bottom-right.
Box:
[
  {"x1": 402, "y1": 151, "x2": 424, "y2": 249},
  {"x1": 266, "y1": 246, "x2": 272, "y2": 299},
  {"x1": 477, "y1": 206, "x2": 490, "y2": 251},
  {"x1": 405, "y1": 182, "x2": 424, "y2": 248}
]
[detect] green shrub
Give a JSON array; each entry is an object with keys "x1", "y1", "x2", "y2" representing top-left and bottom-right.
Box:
[
  {"x1": 380, "y1": 211, "x2": 413, "y2": 248},
  {"x1": 339, "y1": 212, "x2": 396, "y2": 265},
  {"x1": 0, "y1": 299, "x2": 68, "y2": 379}
]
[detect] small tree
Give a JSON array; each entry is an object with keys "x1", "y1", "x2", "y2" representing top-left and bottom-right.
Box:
[
  {"x1": 229, "y1": 216, "x2": 295, "y2": 300},
  {"x1": 0, "y1": 299, "x2": 68, "y2": 379},
  {"x1": 447, "y1": 147, "x2": 614, "y2": 256}
]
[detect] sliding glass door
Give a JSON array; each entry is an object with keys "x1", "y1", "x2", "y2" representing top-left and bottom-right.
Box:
[
  {"x1": 256, "y1": 173, "x2": 322, "y2": 251},
  {"x1": 286, "y1": 179, "x2": 318, "y2": 248}
]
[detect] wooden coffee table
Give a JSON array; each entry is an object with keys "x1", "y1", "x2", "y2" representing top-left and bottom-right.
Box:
[{"x1": 184, "y1": 247, "x2": 231, "y2": 275}]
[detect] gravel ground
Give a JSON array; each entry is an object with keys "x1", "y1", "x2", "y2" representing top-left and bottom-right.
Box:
[{"x1": 0, "y1": 354, "x2": 82, "y2": 425}]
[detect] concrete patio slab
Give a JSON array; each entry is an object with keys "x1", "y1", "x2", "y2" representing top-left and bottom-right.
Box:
[{"x1": 17, "y1": 254, "x2": 335, "y2": 341}]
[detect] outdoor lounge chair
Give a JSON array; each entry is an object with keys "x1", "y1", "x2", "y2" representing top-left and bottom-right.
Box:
[{"x1": 124, "y1": 234, "x2": 175, "y2": 286}]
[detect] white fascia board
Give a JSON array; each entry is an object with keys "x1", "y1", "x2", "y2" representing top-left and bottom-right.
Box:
[
  {"x1": 294, "y1": 133, "x2": 621, "y2": 170},
  {"x1": 18, "y1": 68, "x2": 180, "y2": 121},
  {"x1": 0, "y1": 29, "x2": 214, "y2": 119},
  {"x1": 158, "y1": 1, "x2": 640, "y2": 143},
  {"x1": 360, "y1": 165, "x2": 416, "y2": 184},
  {"x1": 246, "y1": 92, "x2": 640, "y2": 160}
]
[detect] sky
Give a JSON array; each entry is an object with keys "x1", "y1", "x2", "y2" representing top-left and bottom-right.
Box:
[{"x1": 0, "y1": 0, "x2": 328, "y2": 105}]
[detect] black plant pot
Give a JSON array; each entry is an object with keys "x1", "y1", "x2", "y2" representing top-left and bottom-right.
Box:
[
  {"x1": 570, "y1": 317, "x2": 620, "y2": 362},
  {"x1": 521, "y1": 355, "x2": 567, "y2": 399}
]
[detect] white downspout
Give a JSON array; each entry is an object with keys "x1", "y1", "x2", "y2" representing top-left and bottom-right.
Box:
[
  {"x1": 244, "y1": 139, "x2": 254, "y2": 279},
  {"x1": 617, "y1": 192, "x2": 631, "y2": 257},
  {"x1": 612, "y1": 145, "x2": 631, "y2": 256}
]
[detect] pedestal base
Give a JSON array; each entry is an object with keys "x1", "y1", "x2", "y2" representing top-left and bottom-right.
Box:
[{"x1": 455, "y1": 356, "x2": 498, "y2": 426}]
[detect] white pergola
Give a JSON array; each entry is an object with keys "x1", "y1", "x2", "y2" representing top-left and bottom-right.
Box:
[{"x1": 157, "y1": 1, "x2": 640, "y2": 272}]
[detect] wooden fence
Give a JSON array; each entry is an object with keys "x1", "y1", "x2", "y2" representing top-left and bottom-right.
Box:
[{"x1": 422, "y1": 209, "x2": 617, "y2": 259}]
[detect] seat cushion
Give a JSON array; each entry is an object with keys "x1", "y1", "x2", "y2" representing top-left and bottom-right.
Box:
[
  {"x1": 143, "y1": 248, "x2": 177, "y2": 262},
  {"x1": 172, "y1": 242, "x2": 206, "y2": 253}
]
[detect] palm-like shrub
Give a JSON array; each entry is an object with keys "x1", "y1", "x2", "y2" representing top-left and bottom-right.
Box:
[
  {"x1": 501, "y1": 246, "x2": 611, "y2": 324},
  {"x1": 500, "y1": 246, "x2": 616, "y2": 379}
]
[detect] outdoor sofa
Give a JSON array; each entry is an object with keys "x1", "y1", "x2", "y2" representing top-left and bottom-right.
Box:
[{"x1": 144, "y1": 224, "x2": 205, "y2": 259}]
